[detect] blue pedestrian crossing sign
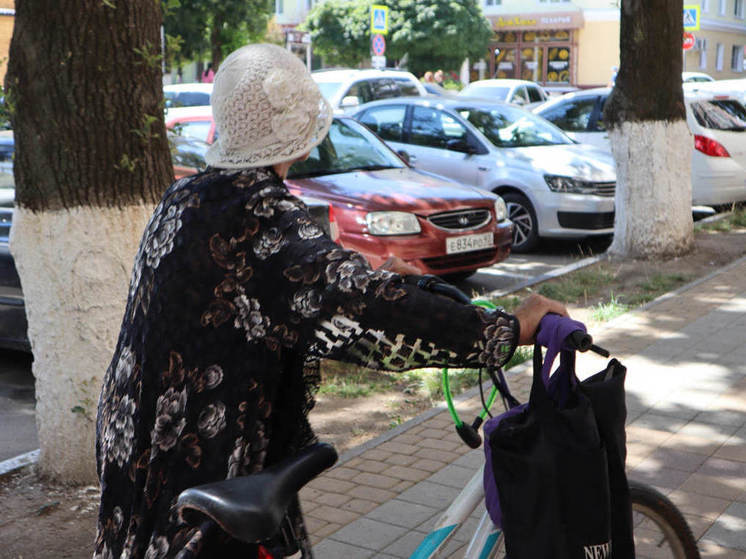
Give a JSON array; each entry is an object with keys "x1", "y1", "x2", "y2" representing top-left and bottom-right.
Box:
[
  {"x1": 371, "y1": 4, "x2": 389, "y2": 35},
  {"x1": 683, "y1": 5, "x2": 700, "y2": 31}
]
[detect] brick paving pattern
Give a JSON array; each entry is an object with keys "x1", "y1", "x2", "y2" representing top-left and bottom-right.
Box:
[{"x1": 301, "y1": 257, "x2": 746, "y2": 558}]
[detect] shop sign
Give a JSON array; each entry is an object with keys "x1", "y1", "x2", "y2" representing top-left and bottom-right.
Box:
[{"x1": 488, "y1": 11, "x2": 584, "y2": 31}]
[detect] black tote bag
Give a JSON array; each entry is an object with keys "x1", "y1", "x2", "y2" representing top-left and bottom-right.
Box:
[
  {"x1": 487, "y1": 344, "x2": 613, "y2": 559},
  {"x1": 578, "y1": 358, "x2": 635, "y2": 559}
]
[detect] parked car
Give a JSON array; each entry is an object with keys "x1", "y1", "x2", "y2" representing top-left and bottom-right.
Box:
[
  {"x1": 165, "y1": 106, "x2": 216, "y2": 144},
  {"x1": 354, "y1": 97, "x2": 615, "y2": 253},
  {"x1": 458, "y1": 79, "x2": 548, "y2": 109},
  {"x1": 682, "y1": 71, "x2": 714, "y2": 83},
  {"x1": 312, "y1": 68, "x2": 427, "y2": 114},
  {"x1": 163, "y1": 83, "x2": 213, "y2": 109},
  {"x1": 533, "y1": 87, "x2": 746, "y2": 207},
  {"x1": 170, "y1": 133, "x2": 210, "y2": 179},
  {"x1": 423, "y1": 82, "x2": 456, "y2": 97},
  {"x1": 286, "y1": 117, "x2": 512, "y2": 275}
]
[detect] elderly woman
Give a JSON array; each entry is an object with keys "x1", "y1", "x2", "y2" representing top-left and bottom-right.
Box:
[{"x1": 94, "y1": 44, "x2": 565, "y2": 558}]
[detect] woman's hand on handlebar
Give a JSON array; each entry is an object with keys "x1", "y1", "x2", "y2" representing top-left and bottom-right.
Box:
[{"x1": 513, "y1": 294, "x2": 569, "y2": 345}]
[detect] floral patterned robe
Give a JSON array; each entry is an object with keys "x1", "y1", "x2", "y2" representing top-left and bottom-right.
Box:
[{"x1": 94, "y1": 167, "x2": 519, "y2": 558}]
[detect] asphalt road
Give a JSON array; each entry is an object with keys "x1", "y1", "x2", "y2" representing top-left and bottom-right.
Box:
[{"x1": 0, "y1": 235, "x2": 613, "y2": 466}]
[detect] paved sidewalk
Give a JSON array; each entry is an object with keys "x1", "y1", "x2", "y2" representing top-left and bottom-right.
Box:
[{"x1": 301, "y1": 256, "x2": 746, "y2": 558}]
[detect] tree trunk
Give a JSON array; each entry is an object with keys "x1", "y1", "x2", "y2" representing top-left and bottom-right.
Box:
[
  {"x1": 6, "y1": 0, "x2": 173, "y2": 483},
  {"x1": 603, "y1": 0, "x2": 693, "y2": 258}
]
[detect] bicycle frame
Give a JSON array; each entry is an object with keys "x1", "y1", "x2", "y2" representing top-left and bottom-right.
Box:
[{"x1": 408, "y1": 465, "x2": 502, "y2": 559}]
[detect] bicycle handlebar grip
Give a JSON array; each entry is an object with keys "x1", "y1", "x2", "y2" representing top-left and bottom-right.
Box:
[
  {"x1": 456, "y1": 423, "x2": 483, "y2": 449},
  {"x1": 567, "y1": 330, "x2": 593, "y2": 352}
]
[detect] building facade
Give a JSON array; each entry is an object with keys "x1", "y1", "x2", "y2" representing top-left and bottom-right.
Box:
[
  {"x1": 480, "y1": 0, "x2": 746, "y2": 88},
  {"x1": 0, "y1": 1, "x2": 14, "y2": 82}
]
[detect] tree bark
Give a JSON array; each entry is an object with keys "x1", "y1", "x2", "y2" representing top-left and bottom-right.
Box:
[
  {"x1": 603, "y1": 0, "x2": 693, "y2": 258},
  {"x1": 6, "y1": 0, "x2": 173, "y2": 483}
]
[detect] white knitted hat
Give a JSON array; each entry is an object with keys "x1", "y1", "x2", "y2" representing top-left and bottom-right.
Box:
[{"x1": 205, "y1": 43, "x2": 333, "y2": 169}]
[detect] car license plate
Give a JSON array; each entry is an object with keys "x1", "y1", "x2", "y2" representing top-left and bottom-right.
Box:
[{"x1": 446, "y1": 233, "x2": 494, "y2": 254}]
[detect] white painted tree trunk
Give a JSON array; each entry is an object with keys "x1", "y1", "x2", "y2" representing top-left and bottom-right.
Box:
[
  {"x1": 10, "y1": 206, "x2": 152, "y2": 483},
  {"x1": 608, "y1": 120, "x2": 693, "y2": 258}
]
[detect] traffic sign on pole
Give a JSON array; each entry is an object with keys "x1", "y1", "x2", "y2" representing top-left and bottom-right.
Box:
[
  {"x1": 683, "y1": 5, "x2": 700, "y2": 31},
  {"x1": 372, "y1": 34, "x2": 386, "y2": 56},
  {"x1": 682, "y1": 32, "x2": 696, "y2": 51},
  {"x1": 371, "y1": 4, "x2": 389, "y2": 35}
]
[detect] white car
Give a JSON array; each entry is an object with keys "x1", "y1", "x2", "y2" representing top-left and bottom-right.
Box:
[
  {"x1": 354, "y1": 97, "x2": 616, "y2": 252},
  {"x1": 682, "y1": 71, "x2": 715, "y2": 83},
  {"x1": 458, "y1": 79, "x2": 548, "y2": 109},
  {"x1": 312, "y1": 68, "x2": 427, "y2": 114},
  {"x1": 164, "y1": 83, "x2": 213, "y2": 109},
  {"x1": 534, "y1": 87, "x2": 746, "y2": 207}
]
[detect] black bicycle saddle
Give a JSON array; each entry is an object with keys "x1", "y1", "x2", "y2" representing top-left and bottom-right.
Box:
[{"x1": 176, "y1": 442, "x2": 338, "y2": 543}]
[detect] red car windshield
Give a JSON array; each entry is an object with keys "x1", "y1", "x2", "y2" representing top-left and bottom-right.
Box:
[{"x1": 288, "y1": 119, "x2": 405, "y2": 179}]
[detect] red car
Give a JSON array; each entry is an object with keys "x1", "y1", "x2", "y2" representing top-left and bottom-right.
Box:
[{"x1": 166, "y1": 112, "x2": 513, "y2": 278}]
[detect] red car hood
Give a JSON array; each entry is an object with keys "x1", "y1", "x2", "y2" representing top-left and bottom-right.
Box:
[{"x1": 286, "y1": 167, "x2": 495, "y2": 214}]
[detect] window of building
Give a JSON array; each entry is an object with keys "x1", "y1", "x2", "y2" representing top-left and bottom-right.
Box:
[
  {"x1": 539, "y1": 0, "x2": 571, "y2": 3},
  {"x1": 720, "y1": 0, "x2": 727, "y2": 16},
  {"x1": 716, "y1": 43, "x2": 725, "y2": 70},
  {"x1": 736, "y1": 0, "x2": 745, "y2": 17},
  {"x1": 731, "y1": 45, "x2": 744, "y2": 71},
  {"x1": 275, "y1": 0, "x2": 283, "y2": 15},
  {"x1": 703, "y1": 0, "x2": 710, "y2": 11},
  {"x1": 484, "y1": 0, "x2": 502, "y2": 5},
  {"x1": 699, "y1": 38, "x2": 709, "y2": 69}
]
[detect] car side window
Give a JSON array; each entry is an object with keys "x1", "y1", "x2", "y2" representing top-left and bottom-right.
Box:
[
  {"x1": 370, "y1": 78, "x2": 401, "y2": 101},
  {"x1": 540, "y1": 98, "x2": 597, "y2": 132},
  {"x1": 344, "y1": 81, "x2": 373, "y2": 105},
  {"x1": 169, "y1": 120, "x2": 212, "y2": 143},
  {"x1": 594, "y1": 96, "x2": 607, "y2": 131},
  {"x1": 511, "y1": 86, "x2": 529, "y2": 104},
  {"x1": 392, "y1": 77, "x2": 421, "y2": 96},
  {"x1": 410, "y1": 106, "x2": 466, "y2": 148},
  {"x1": 358, "y1": 106, "x2": 407, "y2": 142},
  {"x1": 527, "y1": 86, "x2": 545, "y2": 103}
]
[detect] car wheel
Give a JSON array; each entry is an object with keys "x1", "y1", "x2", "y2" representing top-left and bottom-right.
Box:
[{"x1": 502, "y1": 192, "x2": 539, "y2": 253}]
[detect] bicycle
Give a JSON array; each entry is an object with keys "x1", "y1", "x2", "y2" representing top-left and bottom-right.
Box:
[{"x1": 177, "y1": 281, "x2": 701, "y2": 559}]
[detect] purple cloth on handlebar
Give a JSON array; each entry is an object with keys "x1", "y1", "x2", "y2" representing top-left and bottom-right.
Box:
[{"x1": 483, "y1": 313, "x2": 587, "y2": 528}]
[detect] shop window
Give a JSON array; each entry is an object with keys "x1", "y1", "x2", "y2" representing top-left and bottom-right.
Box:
[
  {"x1": 731, "y1": 45, "x2": 744, "y2": 72},
  {"x1": 547, "y1": 46, "x2": 571, "y2": 82},
  {"x1": 520, "y1": 46, "x2": 543, "y2": 82},
  {"x1": 494, "y1": 47, "x2": 517, "y2": 79},
  {"x1": 716, "y1": 43, "x2": 725, "y2": 71}
]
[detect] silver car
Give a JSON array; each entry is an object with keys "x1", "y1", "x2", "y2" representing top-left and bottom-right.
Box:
[{"x1": 354, "y1": 97, "x2": 616, "y2": 252}]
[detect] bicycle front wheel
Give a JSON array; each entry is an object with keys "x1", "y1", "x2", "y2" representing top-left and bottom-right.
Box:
[
  {"x1": 630, "y1": 480, "x2": 700, "y2": 559},
  {"x1": 482, "y1": 481, "x2": 699, "y2": 559}
]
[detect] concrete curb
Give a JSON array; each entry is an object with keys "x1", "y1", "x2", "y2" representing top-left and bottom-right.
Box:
[{"x1": 0, "y1": 449, "x2": 39, "y2": 478}]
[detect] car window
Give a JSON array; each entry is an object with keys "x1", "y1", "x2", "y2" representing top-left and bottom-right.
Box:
[
  {"x1": 526, "y1": 86, "x2": 545, "y2": 103},
  {"x1": 392, "y1": 77, "x2": 421, "y2": 96},
  {"x1": 539, "y1": 97, "x2": 598, "y2": 132},
  {"x1": 409, "y1": 106, "x2": 466, "y2": 148},
  {"x1": 316, "y1": 81, "x2": 344, "y2": 101},
  {"x1": 370, "y1": 78, "x2": 400, "y2": 101},
  {"x1": 343, "y1": 81, "x2": 373, "y2": 105},
  {"x1": 168, "y1": 120, "x2": 212, "y2": 143},
  {"x1": 458, "y1": 105, "x2": 572, "y2": 147},
  {"x1": 165, "y1": 91, "x2": 210, "y2": 108},
  {"x1": 511, "y1": 86, "x2": 529, "y2": 104},
  {"x1": 358, "y1": 106, "x2": 407, "y2": 142},
  {"x1": 288, "y1": 119, "x2": 405, "y2": 178},
  {"x1": 460, "y1": 84, "x2": 510, "y2": 101},
  {"x1": 690, "y1": 99, "x2": 746, "y2": 130}
]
